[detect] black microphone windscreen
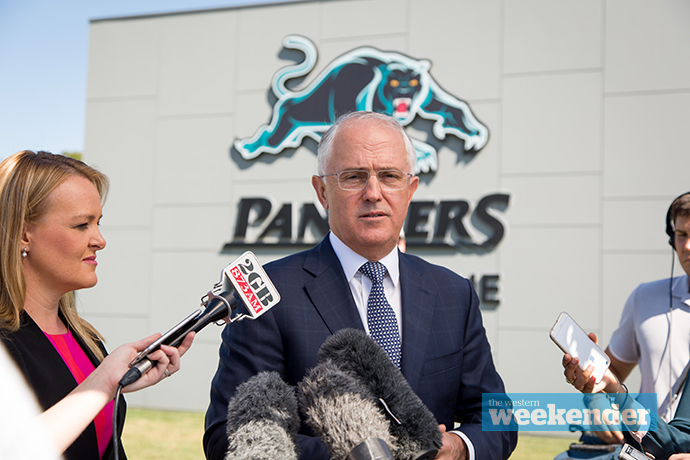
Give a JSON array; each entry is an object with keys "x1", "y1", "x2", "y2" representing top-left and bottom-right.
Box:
[
  {"x1": 225, "y1": 371, "x2": 299, "y2": 460},
  {"x1": 298, "y1": 360, "x2": 395, "y2": 460},
  {"x1": 317, "y1": 329, "x2": 442, "y2": 460}
]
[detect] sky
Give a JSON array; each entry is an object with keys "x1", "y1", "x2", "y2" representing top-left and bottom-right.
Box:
[{"x1": 0, "y1": 0, "x2": 279, "y2": 161}]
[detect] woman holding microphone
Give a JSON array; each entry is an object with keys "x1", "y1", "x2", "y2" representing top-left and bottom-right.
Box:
[{"x1": 0, "y1": 150, "x2": 194, "y2": 460}]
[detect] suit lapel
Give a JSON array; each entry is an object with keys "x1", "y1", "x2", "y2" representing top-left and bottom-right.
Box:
[
  {"x1": 301, "y1": 238, "x2": 436, "y2": 387},
  {"x1": 399, "y1": 254, "x2": 436, "y2": 391},
  {"x1": 303, "y1": 237, "x2": 365, "y2": 334},
  {"x1": 19, "y1": 310, "x2": 79, "y2": 387}
]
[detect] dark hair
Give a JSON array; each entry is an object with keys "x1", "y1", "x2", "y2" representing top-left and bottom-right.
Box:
[{"x1": 669, "y1": 193, "x2": 690, "y2": 226}]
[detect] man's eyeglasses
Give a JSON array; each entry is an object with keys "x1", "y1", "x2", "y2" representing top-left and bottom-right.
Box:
[{"x1": 318, "y1": 169, "x2": 414, "y2": 191}]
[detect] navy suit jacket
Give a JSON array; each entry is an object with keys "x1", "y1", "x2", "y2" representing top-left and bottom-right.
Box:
[
  {"x1": 624, "y1": 375, "x2": 690, "y2": 459},
  {"x1": 204, "y1": 236, "x2": 516, "y2": 460}
]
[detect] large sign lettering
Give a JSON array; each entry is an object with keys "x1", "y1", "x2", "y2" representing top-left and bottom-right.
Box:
[{"x1": 224, "y1": 194, "x2": 509, "y2": 251}]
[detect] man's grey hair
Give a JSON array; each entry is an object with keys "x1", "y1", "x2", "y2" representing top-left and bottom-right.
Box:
[{"x1": 316, "y1": 111, "x2": 417, "y2": 175}]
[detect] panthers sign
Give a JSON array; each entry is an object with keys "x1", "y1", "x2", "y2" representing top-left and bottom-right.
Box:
[
  {"x1": 228, "y1": 36, "x2": 508, "y2": 254},
  {"x1": 233, "y1": 35, "x2": 488, "y2": 174}
]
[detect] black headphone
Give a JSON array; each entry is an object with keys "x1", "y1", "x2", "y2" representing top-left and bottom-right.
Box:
[{"x1": 666, "y1": 192, "x2": 690, "y2": 249}]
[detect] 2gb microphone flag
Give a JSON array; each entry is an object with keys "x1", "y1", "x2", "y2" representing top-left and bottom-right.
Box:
[{"x1": 482, "y1": 393, "x2": 657, "y2": 432}]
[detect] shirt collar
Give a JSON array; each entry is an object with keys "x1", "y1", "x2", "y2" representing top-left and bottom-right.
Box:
[
  {"x1": 672, "y1": 274, "x2": 690, "y2": 301},
  {"x1": 329, "y1": 232, "x2": 400, "y2": 286}
]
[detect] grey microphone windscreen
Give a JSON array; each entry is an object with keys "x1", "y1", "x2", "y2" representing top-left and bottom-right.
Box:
[
  {"x1": 317, "y1": 329, "x2": 442, "y2": 460},
  {"x1": 225, "y1": 371, "x2": 299, "y2": 460},
  {"x1": 298, "y1": 360, "x2": 396, "y2": 460}
]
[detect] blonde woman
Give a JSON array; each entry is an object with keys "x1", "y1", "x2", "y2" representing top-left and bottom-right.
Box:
[{"x1": 0, "y1": 151, "x2": 194, "y2": 460}]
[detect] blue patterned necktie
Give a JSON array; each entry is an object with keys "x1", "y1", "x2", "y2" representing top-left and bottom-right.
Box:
[{"x1": 359, "y1": 261, "x2": 401, "y2": 368}]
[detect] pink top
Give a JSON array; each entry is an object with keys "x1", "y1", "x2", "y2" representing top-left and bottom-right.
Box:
[{"x1": 45, "y1": 330, "x2": 114, "y2": 459}]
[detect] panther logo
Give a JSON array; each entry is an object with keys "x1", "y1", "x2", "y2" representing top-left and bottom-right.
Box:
[{"x1": 234, "y1": 35, "x2": 488, "y2": 173}]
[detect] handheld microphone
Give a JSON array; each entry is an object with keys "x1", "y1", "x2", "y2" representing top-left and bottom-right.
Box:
[
  {"x1": 119, "y1": 251, "x2": 281, "y2": 386},
  {"x1": 298, "y1": 360, "x2": 395, "y2": 460},
  {"x1": 317, "y1": 329, "x2": 442, "y2": 460},
  {"x1": 225, "y1": 371, "x2": 299, "y2": 460}
]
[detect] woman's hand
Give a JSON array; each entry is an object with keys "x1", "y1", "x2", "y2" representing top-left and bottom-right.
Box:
[
  {"x1": 562, "y1": 332, "x2": 618, "y2": 394},
  {"x1": 133, "y1": 330, "x2": 195, "y2": 391},
  {"x1": 561, "y1": 332, "x2": 625, "y2": 445},
  {"x1": 105, "y1": 331, "x2": 195, "y2": 393},
  {"x1": 78, "y1": 331, "x2": 196, "y2": 398}
]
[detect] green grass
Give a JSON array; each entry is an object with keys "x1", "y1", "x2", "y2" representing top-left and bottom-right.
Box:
[
  {"x1": 121, "y1": 409, "x2": 205, "y2": 460},
  {"x1": 122, "y1": 409, "x2": 575, "y2": 460},
  {"x1": 510, "y1": 434, "x2": 574, "y2": 460}
]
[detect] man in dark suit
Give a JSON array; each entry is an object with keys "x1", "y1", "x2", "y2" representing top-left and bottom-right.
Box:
[{"x1": 204, "y1": 111, "x2": 516, "y2": 460}]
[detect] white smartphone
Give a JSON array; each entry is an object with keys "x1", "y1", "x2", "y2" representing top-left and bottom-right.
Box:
[
  {"x1": 550, "y1": 311, "x2": 610, "y2": 383},
  {"x1": 618, "y1": 444, "x2": 652, "y2": 460}
]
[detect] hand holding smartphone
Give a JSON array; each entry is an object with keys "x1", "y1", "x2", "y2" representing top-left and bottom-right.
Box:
[
  {"x1": 550, "y1": 312, "x2": 610, "y2": 383},
  {"x1": 618, "y1": 443, "x2": 652, "y2": 460}
]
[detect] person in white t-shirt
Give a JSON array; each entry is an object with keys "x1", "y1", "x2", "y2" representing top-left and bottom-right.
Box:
[{"x1": 563, "y1": 192, "x2": 690, "y2": 444}]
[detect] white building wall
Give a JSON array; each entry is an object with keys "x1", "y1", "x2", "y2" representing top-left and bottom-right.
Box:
[{"x1": 80, "y1": 0, "x2": 690, "y2": 411}]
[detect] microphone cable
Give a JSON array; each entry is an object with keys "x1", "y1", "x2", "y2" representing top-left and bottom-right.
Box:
[
  {"x1": 666, "y1": 246, "x2": 676, "y2": 422},
  {"x1": 113, "y1": 384, "x2": 124, "y2": 460},
  {"x1": 112, "y1": 348, "x2": 157, "y2": 460}
]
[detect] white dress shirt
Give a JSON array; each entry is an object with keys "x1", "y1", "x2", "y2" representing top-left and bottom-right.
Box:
[
  {"x1": 328, "y1": 233, "x2": 476, "y2": 460},
  {"x1": 329, "y1": 232, "x2": 403, "y2": 337}
]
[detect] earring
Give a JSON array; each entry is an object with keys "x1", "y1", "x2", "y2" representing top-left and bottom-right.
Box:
[{"x1": 21, "y1": 248, "x2": 28, "y2": 258}]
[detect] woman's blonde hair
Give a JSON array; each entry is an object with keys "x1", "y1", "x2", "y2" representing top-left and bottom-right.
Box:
[{"x1": 0, "y1": 151, "x2": 109, "y2": 361}]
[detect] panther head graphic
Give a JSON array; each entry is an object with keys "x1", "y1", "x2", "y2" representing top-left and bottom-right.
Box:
[
  {"x1": 383, "y1": 67, "x2": 423, "y2": 119},
  {"x1": 234, "y1": 35, "x2": 488, "y2": 174}
]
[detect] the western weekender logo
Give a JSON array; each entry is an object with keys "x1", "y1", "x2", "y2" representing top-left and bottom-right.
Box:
[
  {"x1": 482, "y1": 393, "x2": 657, "y2": 432},
  {"x1": 234, "y1": 35, "x2": 488, "y2": 174}
]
